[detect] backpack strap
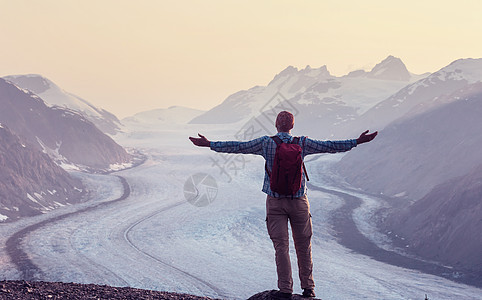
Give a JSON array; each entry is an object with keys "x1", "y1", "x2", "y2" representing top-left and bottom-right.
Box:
[
  {"x1": 265, "y1": 136, "x2": 282, "y2": 177},
  {"x1": 292, "y1": 136, "x2": 310, "y2": 182},
  {"x1": 271, "y1": 135, "x2": 282, "y2": 145}
]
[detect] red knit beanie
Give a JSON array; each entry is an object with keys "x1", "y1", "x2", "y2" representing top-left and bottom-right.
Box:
[{"x1": 275, "y1": 111, "x2": 294, "y2": 132}]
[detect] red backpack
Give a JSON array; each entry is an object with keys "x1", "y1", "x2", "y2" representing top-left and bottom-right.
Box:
[{"x1": 266, "y1": 136, "x2": 309, "y2": 196}]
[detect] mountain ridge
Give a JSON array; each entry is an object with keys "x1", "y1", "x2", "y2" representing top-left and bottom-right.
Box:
[
  {"x1": 0, "y1": 78, "x2": 131, "y2": 172},
  {"x1": 189, "y1": 55, "x2": 421, "y2": 140},
  {"x1": 3, "y1": 74, "x2": 122, "y2": 134},
  {"x1": 350, "y1": 57, "x2": 482, "y2": 135}
]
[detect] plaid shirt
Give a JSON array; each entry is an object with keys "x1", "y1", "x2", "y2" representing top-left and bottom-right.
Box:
[{"x1": 210, "y1": 132, "x2": 357, "y2": 197}]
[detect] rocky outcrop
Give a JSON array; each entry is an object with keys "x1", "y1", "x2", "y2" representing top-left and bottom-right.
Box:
[
  {"x1": 0, "y1": 78, "x2": 131, "y2": 171},
  {"x1": 248, "y1": 290, "x2": 320, "y2": 299},
  {"x1": 0, "y1": 124, "x2": 84, "y2": 222},
  {"x1": 0, "y1": 281, "x2": 214, "y2": 300},
  {"x1": 0, "y1": 282, "x2": 322, "y2": 300}
]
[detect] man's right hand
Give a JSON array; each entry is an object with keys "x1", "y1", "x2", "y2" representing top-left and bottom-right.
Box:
[{"x1": 189, "y1": 133, "x2": 211, "y2": 147}]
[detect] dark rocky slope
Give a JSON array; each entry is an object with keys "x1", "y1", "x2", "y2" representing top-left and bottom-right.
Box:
[
  {"x1": 0, "y1": 124, "x2": 84, "y2": 221},
  {"x1": 337, "y1": 82, "x2": 482, "y2": 200},
  {"x1": 337, "y1": 82, "x2": 482, "y2": 284},
  {"x1": 0, "y1": 281, "x2": 213, "y2": 300},
  {"x1": 385, "y1": 163, "x2": 482, "y2": 283}
]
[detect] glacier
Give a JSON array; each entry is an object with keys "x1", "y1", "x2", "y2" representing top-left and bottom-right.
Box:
[{"x1": 0, "y1": 116, "x2": 481, "y2": 300}]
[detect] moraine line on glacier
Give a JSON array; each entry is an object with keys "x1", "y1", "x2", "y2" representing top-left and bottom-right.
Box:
[{"x1": 5, "y1": 176, "x2": 131, "y2": 281}]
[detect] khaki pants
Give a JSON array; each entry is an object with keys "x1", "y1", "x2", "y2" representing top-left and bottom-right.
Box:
[{"x1": 266, "y1": 194, "x2": 315, "y2": 293}]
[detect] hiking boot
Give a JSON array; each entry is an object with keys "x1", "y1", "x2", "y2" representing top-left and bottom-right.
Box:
[
  {"x1": 270, "y1": 290, "x2": 293, "y2": 299},
  {"x1": 302, "y1": 288, "x2": 316, "y2": 298}
]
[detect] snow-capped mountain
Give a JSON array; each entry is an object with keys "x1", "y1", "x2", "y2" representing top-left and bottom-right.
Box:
[
  {"x1": 347, "y1": 55, "x2": 428, "y2": 82},
  {"x1": 190, "y1": 56, "x2": 424, "y2": 139},
  {"x1": 0, "y1": 78, "x2": 131, "y2": 171},
  {"x1": 3, "y1": 74, "x2": 122, "y2": 134},
  {"x1": 0, "y1": 123, "x2": 84, "y2": 222},
  {"x1": 337, "y1": 81, "x2": 482, "y2": 200},
  {"x1": 348, "y1": 58, "x2": 482, "y2": 135}
]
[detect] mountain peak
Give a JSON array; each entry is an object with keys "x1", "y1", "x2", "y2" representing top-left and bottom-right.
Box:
[
  {"x1": 3, "y1": 74, "x2": 54, "y2": 95},
  {"x1": 368, "y1": 55, "x2": 411, "y2": 81},
  {"x1": 280, "y1": 65, "x2": 299, "y2": 75},
  {"x1": 437, "y1": 58, "x2": 482, "y2": 83},
  {"x1": 269, "y1": 64, "x2": 332, "y2": 86},
  {"x1": 301, "y1": 65, "x2": 330, "y2": 77}
]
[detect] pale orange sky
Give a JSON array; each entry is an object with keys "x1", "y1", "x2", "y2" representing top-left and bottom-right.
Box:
[{"x1": 1, "y1": 0, "x2": 481, "y2": 118}]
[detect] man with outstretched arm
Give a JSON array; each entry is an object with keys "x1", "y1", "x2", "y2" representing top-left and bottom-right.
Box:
[{"x1": 189, "y1": 111, "x2": 377, "y2": 299}]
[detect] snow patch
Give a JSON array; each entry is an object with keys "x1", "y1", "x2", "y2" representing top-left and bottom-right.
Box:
[
  {"x1": 108, "y1": 162, "x2": 133, "y2": 171},
  {"x1": 27, "y1": 193, "x2": 40, "y2": 204},
  {"x1": 0, "y1": 214, "x2": 8, "y2": 222},
  {"x1": 443, "y1": 58, "x2": 482, "y2": 83},
  {"x1": 36, "y1": 137, "x2": 82, "y2": 170},
  {"x1": 59, "y1": 162, "x2": 81, "y2": 171}
]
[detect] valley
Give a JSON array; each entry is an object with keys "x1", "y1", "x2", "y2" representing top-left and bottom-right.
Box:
[{"x1": 1, "y1": 128, "x2": 481, "y2": 299}]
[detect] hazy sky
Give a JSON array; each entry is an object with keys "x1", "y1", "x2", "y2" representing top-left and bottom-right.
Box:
[{"x1": 1, "y1": 0, "x2": 481, "y2": 118}]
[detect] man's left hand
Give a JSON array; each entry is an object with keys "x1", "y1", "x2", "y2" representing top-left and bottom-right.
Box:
[{"x1": 356, "y1": 130, "x2": 378, "y2": 145}]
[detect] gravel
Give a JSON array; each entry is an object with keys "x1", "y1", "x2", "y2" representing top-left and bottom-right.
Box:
[{"x1": 0, "y1": 280, "x2": 217, "y2": 300}]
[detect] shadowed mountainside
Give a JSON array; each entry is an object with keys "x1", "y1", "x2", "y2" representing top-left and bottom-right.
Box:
[
  {"x1": 337, "y1": 82, "x2": 482, "y2": 200},
  {"x1": 337, "y1": 82, "x2": 482, "y2": 283},
  {"x1": 0, "y1": 124, "x2": 84, "y2": 221},
  {"x1": 385, "y1": 163, "x2": 482, "y2": 282}
]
